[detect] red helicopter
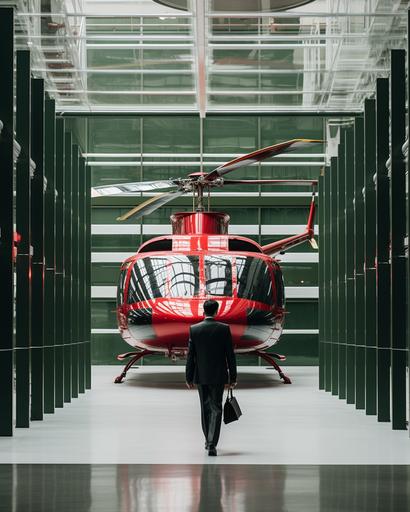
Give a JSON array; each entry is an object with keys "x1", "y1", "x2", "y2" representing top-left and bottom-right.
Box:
[{"x1": 92, "y1": 139, "x2": 321, "y2": 384}]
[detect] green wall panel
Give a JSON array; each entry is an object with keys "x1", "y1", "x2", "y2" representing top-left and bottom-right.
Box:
[
  {"x1": 284, "y1": 301, "x2": 318, "y2": 328},
  {"x1": 140, "y1": 206, "x2": 191, "y2": 224},
  {"x1": 88, "y1": 118, "x2": 141, "y2": 153},
  {"x1": 92, "y1": 334, "x2": 126, "y2": 365},
  {"x1": 260, "y1": 207, "x2": 311, "y2": 224},
  {"x1": 92, "y1": 209, "x2": 141, "y2": 224},
  {"x1": 92, "y1": 235, "x2": 140, "y2": 251},
  {"x1": 280, "y1": 264, "x2": 318, "y2": 286},
  {"x1": 143, "y1": 117, "x2": 200, "y2": 152},
  {"x1": 271, "y1": 334, "x2": 319, "y2": 365},
  {"x1": 92, "y1": 264, "x2": 122, "y2": 285},
  {"x1": 92, "y1": 301, "x2": 118, "y2": 328}
]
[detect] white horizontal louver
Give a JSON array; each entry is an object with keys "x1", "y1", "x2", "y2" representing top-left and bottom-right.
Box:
[
  {"x1": 91, "y1": 285, "x2": 318, "y2": 299},
  {"x1": 91, "y1": 252, "x2": 318, "y2": 263}
]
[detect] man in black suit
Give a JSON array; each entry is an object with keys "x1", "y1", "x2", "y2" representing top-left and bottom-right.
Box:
[{"x1": 185, "y1": 299, "x2": 237, "y2": 456}]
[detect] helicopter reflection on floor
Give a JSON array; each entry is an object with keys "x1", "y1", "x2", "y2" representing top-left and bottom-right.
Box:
[{"x1": 116, "y1": 464, "x2": 288, "y2": 511}]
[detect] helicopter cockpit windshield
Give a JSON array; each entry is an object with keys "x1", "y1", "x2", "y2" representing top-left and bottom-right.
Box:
[
  {"x1": 204, "y1": 256, "x2": 232, "y2": 296},
  {"x1": 121, "y1": 254, "x2": 275, "y2": 305},
  {"x1": 127, "y1": 255, "x2": 199, "y2": 303},
  {"x1": 236, "y1": 256, "x2": 273, "y2": 305}
]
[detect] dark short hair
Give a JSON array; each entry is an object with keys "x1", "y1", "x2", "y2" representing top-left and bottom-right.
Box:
[{"x1": 203, "y1": 299, "x2": 219, "y2": 316}]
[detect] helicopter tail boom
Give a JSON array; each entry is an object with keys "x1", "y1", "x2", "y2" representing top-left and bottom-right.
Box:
[{"x1": 261, "y1": 191, "x2": 316, "y2": 256}]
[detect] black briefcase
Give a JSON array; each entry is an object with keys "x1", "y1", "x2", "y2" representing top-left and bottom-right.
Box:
[{"x1": 223, "y1": 388, "x2": 242, "y2": 424}]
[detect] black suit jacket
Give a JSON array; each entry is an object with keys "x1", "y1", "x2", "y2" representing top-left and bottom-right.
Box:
[{"x1": 185, "y1": 318, "x2": 237, "y2": 385}]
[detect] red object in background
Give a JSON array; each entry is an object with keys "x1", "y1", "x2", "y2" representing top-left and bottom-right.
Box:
[{"x1": 13, "y1": 232, "x2": 21, "y2": 262}]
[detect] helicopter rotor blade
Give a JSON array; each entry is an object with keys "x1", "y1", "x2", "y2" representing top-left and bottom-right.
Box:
[
  {"x1": 204, "y1": 139, "x2": 323, "y2": 181},
  {"x1": 223, "y1": 179, "x2": 318, "y2": 186},
  {"x1": 116, "y1": 189, "x2": 186, "y2": 221},
  {"x1": 91, "y1": 179, "x2": 179, "y2": 198}
]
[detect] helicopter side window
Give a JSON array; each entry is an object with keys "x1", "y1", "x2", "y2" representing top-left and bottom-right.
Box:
[
  {"x1": 236, "y1": 256, "x2": 273, "y2": 305},
  {"x1": 117, "y1": 268, "x2": 128, "y2": 306},
  {"x1": 169, "y1": 255, "x2": 200, "y2": 298},
  {"x1": 274, "y1": 267, "x2": 285, "y2": 308},
  {"x1": 204, "y1": 256, "x2": 233, "y2": 297},
  {"x1": 127, "y1": 257, "x2": 167, "y2": 304}
]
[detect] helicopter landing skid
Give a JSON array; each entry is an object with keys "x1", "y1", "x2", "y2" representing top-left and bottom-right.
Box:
[
  {"x1": 114, "y1": 350, "x2": 155, "y2": 383},
  {"x1": 253, "y1": 350, "x2": 292, "y2": 384}
]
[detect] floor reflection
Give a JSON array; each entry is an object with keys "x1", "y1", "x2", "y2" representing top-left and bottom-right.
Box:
[{"x1": 0, "y1": 464, "x2": 409, "y2": 511}]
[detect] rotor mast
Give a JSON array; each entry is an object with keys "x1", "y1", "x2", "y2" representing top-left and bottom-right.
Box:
[
  {"x1": 195, "y1": 181, "x2": 205, "y2": 212},
  {"x1": 188, "y1": 172, "x2": 207, "y2": 212}
]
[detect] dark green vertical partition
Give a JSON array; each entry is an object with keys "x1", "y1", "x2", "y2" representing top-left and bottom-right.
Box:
[
  {"x1": 331, "y1": 155, "x2": 339, "y2": 395},
  {"x1": 30, "y1": 78, "x2": 45, "y2": 421},
  {"x1": 354, "y1": 117, "x2": 366, "y2": 410},
  {"x1": 44, "y1": 98, "x2": 56, "y2": 414},
  {"x1": 389, "y1": 49, "x2": 407, "y2": 430},
  {"x1": 338, "y1": 131, "x2": 347, "y2": 399},
  {"x1": 345, "y1": 127, "x2": 355, "y2": 404},
  {"x1": 321, "y1": 164, "x2": 334, "y2": 391},
  {"x1": 78, "y1": 156, "x2": 86, "y2": 394},
  {"x1": 63, "y1": 132, "x2": 72, "y2": 402},
  {"x1": 318, "y1": 174, "x2": 324, "y2": 389},
  {"x1": 15, "y1": 50, "x2": 32, "y2": 428},
  {"x1": 85, "y1": 164, "x2": 92, "y2": 390},
  {"x1": 375, "y1": 78, "x2": 391, "y2": 423},
  {"x1": 0, "y1": 7, "x2": 15, "y2": 436},
  {"x1": 407, "y1": 10, "x2": 410, "y2": 440},
  {"x1": 71, "y1": 145, "x2": 80, "y2": 399},
  {"x1": 363, "y1": 98, "x2": 377, "y2": 416},
  {"x1": 55, "y1": 118, "x2": 65, "y2": 407},
  {"x1": 324, "y1": 162, "x2": 332, "y2": 392}
]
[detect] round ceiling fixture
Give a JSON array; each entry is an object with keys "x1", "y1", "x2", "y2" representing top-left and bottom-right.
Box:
[{"x1": 153, "y1": 0, "x2": 316, "y2": 12}]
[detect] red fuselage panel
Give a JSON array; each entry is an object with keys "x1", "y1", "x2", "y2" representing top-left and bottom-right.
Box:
[{"x1": 117, "y1": 245, "x2": 285, "y2": 356}]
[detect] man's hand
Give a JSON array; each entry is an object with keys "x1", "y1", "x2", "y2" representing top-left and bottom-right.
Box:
[
  {"x1": 229, "y1": 382, "x2": 237, "y2": 389},
  {"x1": 186, "y1": 382, "x2": 194, "y2": 389}
]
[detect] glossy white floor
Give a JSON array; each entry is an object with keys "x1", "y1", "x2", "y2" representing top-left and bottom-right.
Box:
[{"x1": 0, "y1": 366, "x2": 409, "y2": 464}]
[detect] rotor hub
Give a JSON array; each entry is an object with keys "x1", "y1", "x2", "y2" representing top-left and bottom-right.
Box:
[{"x1": 170, "y1": 211, "x2": 230, "y2": 235}]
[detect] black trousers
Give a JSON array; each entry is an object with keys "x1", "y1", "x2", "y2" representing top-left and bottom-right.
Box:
[{"x1": 197, "y1": 384, "x2": 225, "y2": 448}]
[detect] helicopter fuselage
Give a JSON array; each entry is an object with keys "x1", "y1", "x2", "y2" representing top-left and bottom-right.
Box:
[
  {"x1": 116, "y1": 214, "x2": 286, "y2": 359},
  {"x1": 96, "y1": 140, "x2": 320, "y2": 381}
]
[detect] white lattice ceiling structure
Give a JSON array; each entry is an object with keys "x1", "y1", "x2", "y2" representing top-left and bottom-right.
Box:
[{"x1": 7, "y1": 0, "x2": 410, "y2": 114}]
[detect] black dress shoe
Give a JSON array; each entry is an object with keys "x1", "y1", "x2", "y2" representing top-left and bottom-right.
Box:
[{"x1": 208, "y1": 446, "x2": 217, "y2": 456}]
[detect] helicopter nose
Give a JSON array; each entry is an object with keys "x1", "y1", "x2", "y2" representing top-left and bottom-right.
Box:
[{"x1": 152, "y1": 299, "x2": 204, "y2": 322}]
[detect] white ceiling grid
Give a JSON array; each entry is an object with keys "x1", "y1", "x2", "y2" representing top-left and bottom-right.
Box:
[{"x1": 5, "y1": 0, "x2": 410, "y2": 113}]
